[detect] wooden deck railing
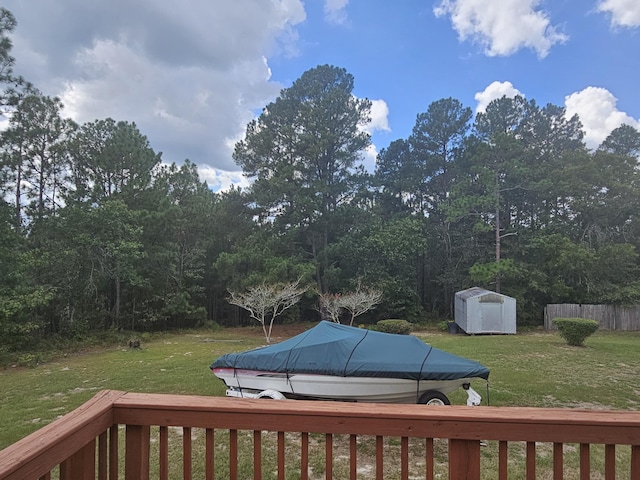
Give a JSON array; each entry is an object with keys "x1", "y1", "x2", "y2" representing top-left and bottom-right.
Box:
[{"x1": 1, "y1": 389, "x2": 639, "y2": 479}]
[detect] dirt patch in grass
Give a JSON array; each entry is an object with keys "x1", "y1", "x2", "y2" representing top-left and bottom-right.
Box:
[{"x1": 223, "y1": 322, "x2": 316, "y2": 341}]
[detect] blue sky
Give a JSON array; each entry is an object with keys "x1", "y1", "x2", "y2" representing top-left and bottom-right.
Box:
[
  {"x1": 269, "y1": 1, "x2": 640, "y2": 169},
  {"x1": 3, "y1": 1, "x2": 640, "y2": 189}
]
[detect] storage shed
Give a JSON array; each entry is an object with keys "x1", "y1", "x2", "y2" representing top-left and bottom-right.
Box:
[{"x1": 454, "y1": 287, "x2": 516, "y2": 334}]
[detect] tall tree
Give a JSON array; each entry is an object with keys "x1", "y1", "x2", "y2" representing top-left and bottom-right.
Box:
[
  {"x1": 1, "y1": 94, "x2": 76, "y2": 227},
  {"x1": 598, "y1": 124, "x2": 640, "y2": 158},
  {"x1": 233, "y1": 65, "x2": 371, "y2": 293},
  {"x1": 80, "y1": 199, "x2": 146, "y2": 329},
  {"x1": 568, "y1": 149, "x2": 640, "y2": 247},
  {"x1": 445, "y1": 96, "x2": 533, "y2": 293},
  {"x1": 137, "y1": 160, "x2": 214, "y2": 328},
  {"x1": 67, "y1": 119, "x2": 161, "y2": 206},
  {"x1": 407, "y1": 98, "x2": 473, "y2": 312},
  {"x1": 410, "y1": 97, "x2": 472, "y2": 216},
  {"x1": 374, "y1": 139, "x2": 421, "y2": 214},
  {"x1": 0, "y1": 8, "x2": 33, "y2": 114},
  {"x1": 329, "y1": 214, "x2": 427, "y2": 320},
  {"x1": 515, "y1": 102, "x2": 585, "y2": 233},
  {"x1": 0, "y1": 200, "x2": 52, "y2": 349}
]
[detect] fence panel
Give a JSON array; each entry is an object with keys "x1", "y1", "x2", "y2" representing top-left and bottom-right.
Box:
[{"x1": 544, "y1": 304, "x2": 640, "y2": 331}]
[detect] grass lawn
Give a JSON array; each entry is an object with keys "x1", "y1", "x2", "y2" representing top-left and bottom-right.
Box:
[
  {"x1": 0, "y1": 327, "x2": 263, "y2": 448},
  {"x1": 1, "y1": 323, "x2": 639, "y2": 477}
]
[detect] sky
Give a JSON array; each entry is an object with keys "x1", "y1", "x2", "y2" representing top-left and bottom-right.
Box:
[{"x1": 3, "y1": 0, "x2": 640, "y2": 191}]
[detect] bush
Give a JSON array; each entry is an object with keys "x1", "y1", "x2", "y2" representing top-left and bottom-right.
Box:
[
  {"x1": 552, "y1": 317, "x2": 599, "y2": 346},
  {"x1": 435, "y1": 321, "x2": 448, "y2": 332},
  {"x1": 376, "y1": 319, "x2": 412, "y2": 335}
]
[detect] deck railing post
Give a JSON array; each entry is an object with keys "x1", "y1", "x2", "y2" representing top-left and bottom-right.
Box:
[
  {"x1": 448, "y1": 439, "x2": 480, "y2": 480},
  {"x1": 125, "y1": 425, "x2": 150, "y2": 480}
]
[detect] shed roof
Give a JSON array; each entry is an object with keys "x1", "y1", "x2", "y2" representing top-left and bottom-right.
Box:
[{"x1": 455, "y1": 287, "x2": 514, "y2": 301}]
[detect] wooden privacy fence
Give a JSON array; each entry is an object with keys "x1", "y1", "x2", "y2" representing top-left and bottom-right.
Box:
[{"x1": 544, "y1": 304, "x2": 640, "y2": 331}]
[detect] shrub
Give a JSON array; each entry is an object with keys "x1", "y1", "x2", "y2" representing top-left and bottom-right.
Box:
[
  {"x1": 436, "y1": 321, "x2": 450, "y2": 332},
  {"x1": 552, "y1": 317, "x2": 599, "y2": 346},
  {"x1": 376, "y1": 319, "x2": 412, "y2": 335}
]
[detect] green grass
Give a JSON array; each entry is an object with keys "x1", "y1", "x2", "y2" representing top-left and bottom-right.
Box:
[
  {"x1": 417, "y1": 329, "x2": 640, "y2": 410},
  {"x1": 1, "y1": 325, "x2": 639, "y2": 478},
  {"x1": 0, "y1": 329, "x2": 264, "y2": 448}
]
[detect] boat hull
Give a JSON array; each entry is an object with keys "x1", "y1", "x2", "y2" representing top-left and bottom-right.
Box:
[{"x1": 213, "y1": 367, "x2": 475, "y2": 404}]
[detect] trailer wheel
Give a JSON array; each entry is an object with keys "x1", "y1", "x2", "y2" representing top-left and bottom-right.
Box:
[
  {"x1": 418, "y1": 391, "x2": 450, "y2": 405},
  {"x1": 256, "y1": 389, "x2": 286, "y2": 400}
]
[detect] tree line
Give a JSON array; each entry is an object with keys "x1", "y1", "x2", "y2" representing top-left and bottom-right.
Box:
[{"x1": 2, "y1": 7, "x2": 640, "y2": 350}]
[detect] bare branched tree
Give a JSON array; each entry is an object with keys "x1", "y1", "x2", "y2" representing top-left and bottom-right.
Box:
[
  {"x1": 228, "y1": 279, "x2": 306, "y2": 344},
  {"x1": 318, "y1": 287, "x2": 383, "y2": 325},
  {"x1": 318, "y1": 293, "x2": 343, "y2": 323},
  {"x1": 339, "y1": 287, "x2": 383, "y2": 326}
]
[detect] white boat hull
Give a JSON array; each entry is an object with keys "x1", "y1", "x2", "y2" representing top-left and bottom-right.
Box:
[{"x1": 213, "y1": 367, "x2": 477, "y2": 404}]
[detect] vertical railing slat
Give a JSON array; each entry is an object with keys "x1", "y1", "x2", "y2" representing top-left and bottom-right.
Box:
[
  {"x1": 630, "y1": 445, "x2": 640, "y2": 479},
  {"x1": 401, "y1": 437, "x2": 409, "y2": 480},
  {"x1": 59, "y1": 438, "x2": 96, "y2": 479},
  {"x1": 526, "y1": 441, "x2": 536, "y2": 480},
  {"x1": 553, "y1": 442, "x2": 563, "y2": 480},
  {"x1": 229, "y1": 429, "x2": 238, "y2": 480},
  {"x1": 498, "y1": 441, "x2": 508, "y2": 480},
  {"x1": 376, "y1": 436, "x2": 384, "y2": 480},
  {"x1": 325, "y1": 433, "x2": 333, "y2": 480},
  {"x1": 579, "y1": 443, "x2": 590, "y2": 480},
  {"x1": 183, "y1": 427, "x2": 192, "y2": 480},
  {"x1": 277, "y1": 431, "x2": 285, "y2": 480},
  {"x1": 350, "y1": 434, "x2": 357, "y2": 480},
  {"x1": 159, "y1": 426, "x2": 168, "y2": 480},
  {"x1": 253, "y1": 430, "x2": 262, "y2": 480},
  {"x1": 604, "y1": 444, "x2": 615, "y2": 480},
  {"x1": 301, "y1": 432, "x2": 309, "y2": 480},
  {"x1": 205, "y1": 428, "x2": 215, "y2": 480},
  {"x1": 109, "y1": 425, "x2": 118, "y2": 480},
  {"x1": 98, "y1": 431, "x2": 108, "y2": 480},
  {"x1": 425, "y1": 437, "x2": 434, "y2": 480},
  {"x1": 38, "y1": 473, "x2": 51, "y2": 480}
]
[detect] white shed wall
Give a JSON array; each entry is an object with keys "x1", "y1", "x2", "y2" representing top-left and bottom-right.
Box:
[{"x1": 454, "y1": 288, "x2": 516, "y2": 334}]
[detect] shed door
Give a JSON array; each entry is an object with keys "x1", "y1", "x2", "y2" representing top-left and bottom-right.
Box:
[{"x1": 481, "y1": 303, "x2": 502, "y2": 332}]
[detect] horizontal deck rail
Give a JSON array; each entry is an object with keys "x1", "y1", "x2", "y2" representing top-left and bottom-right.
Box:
[{"x1": 1, "y1": 389, "x2": 639, "y2": 479}]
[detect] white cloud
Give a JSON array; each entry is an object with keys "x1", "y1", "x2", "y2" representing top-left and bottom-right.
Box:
[
  {"x1": 355, "y1": 98, "x2": 389, "y2": 173},
  {"x1": 59, "y1": 38, "x2": 281, "y2": 171},
  {"x1": 5, "y1": 0, "x2": 306, "y2": 174},
  {"x1": 361, "y1": 144, "x2": 379, "y2": 173},
  {"x1": 433, "y1": 0, "x2": 567, "y2": 58},
  {"x1": 363, "y1": 99, "x2": 390, "y2": 134},
  {"x1": 474, "y1": 81, "x2": 523, "y2": 113},
  {"x1": 324, "y1": 0, "x2": 349, "y2": 25},
  {"x1": 564, "y1": 86, "x2": 640, "y2": 149},
  {"x1": 597, "y1": 0, "x2": 640, "y2": 28},
  {"x1": 197, "y1": 165, "x2": 252, "y2": 193}
]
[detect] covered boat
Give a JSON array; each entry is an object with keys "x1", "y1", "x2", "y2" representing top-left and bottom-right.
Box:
[{"x1": 211, "y1": 321, "x2": 490, "y2": 405}]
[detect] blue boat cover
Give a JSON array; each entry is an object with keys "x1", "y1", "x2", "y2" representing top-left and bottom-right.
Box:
[{"x1": 211, "y1": 321, "x2": 489, "y2": 381}]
